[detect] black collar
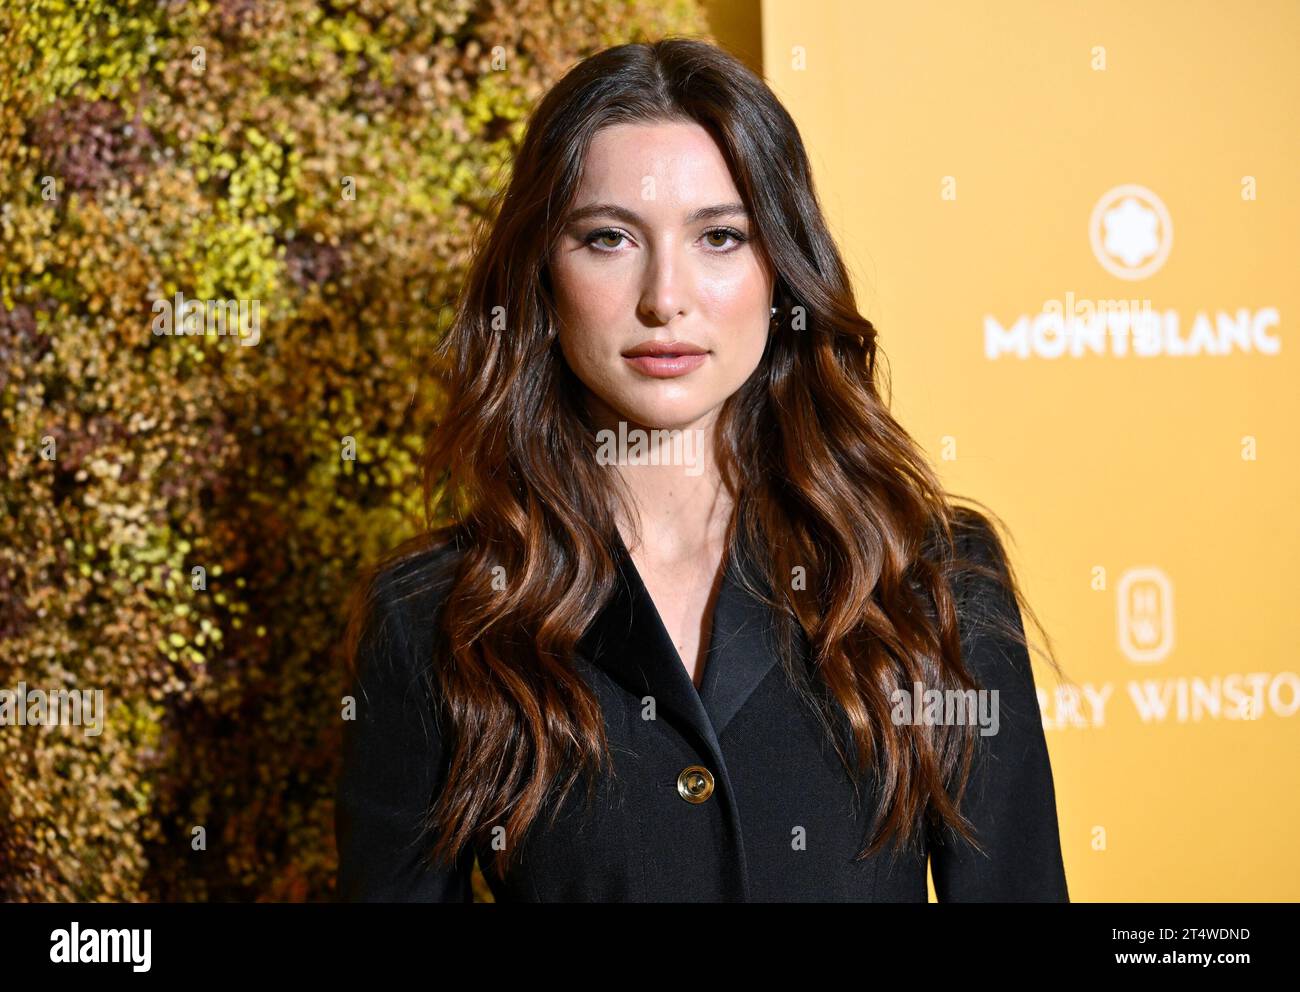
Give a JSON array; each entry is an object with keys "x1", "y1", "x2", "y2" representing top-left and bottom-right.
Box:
[{"x1": 576, "y1": 532, "x2": 788, "y2": 749}]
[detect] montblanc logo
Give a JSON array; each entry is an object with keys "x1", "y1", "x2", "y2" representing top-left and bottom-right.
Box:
[
  {"x1": 1089, "y1": 184, "x2": 1173, "y2": 280},
  {"x1": 984, "y1": 183, "x2": 1280, "y2": 359}
]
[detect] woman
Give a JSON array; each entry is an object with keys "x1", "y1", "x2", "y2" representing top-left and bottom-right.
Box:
[{"x1": 334, "y1": 38, "x2": 1070, "y2": 902}]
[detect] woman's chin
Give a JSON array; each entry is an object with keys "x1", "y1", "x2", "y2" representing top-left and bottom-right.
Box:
[{"x1": 605, "y1": 403, "x2": 714, "y2": 434}]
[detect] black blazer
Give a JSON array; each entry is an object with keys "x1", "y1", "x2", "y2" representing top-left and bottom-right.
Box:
[{"x1": 335, "y1": 521, "x2": 1069, "y2": 902}]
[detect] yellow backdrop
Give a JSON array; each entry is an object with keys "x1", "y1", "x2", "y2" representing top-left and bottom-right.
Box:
[{"x1": 759, "y1": 0, "x2": 1300, "y2": 901}]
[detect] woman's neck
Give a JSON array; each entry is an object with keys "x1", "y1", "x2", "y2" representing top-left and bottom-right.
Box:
[{"x1": 587, "y1": 404, "x2": 733, "y2": 564}]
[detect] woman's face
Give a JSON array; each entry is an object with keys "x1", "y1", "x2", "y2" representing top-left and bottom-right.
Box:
[{"x1": 549, "y1": 119, "x2": 775, "y2": 433}]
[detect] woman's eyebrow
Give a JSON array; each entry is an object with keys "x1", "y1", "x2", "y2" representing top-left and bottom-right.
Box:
[{"x1": 564, "y1": 202, "x2": 748, "y2": 226}]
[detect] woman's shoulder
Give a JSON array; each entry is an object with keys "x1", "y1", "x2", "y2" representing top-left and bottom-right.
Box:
[
  {"x1": 921, "y1": 505, "x2": 1014, "y2": 595},
  {"x1": 369, "y1": 526, "x2": 468, "y2": 611},
  {"x1": 349, "y1": 525, "x2": 470, "y2": 687},
  {"x1": 919, "y1": 506, "x2": 1027, "y2": 667},
  {"x1": 940, "y1": 508, "x2": 1038, "y2": 696},
  {"x1": 951, "y1": 509, "x2": 1014, "y2": 598}
]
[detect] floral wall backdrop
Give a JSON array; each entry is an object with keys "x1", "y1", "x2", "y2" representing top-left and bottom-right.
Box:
[{"x1": 0, "y1": 0, "x2": 709, "y2": 902}]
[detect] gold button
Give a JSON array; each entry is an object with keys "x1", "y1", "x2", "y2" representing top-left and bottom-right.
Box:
[{"x1": 676, "y1": 765, "x2": 715, "y2": 804}]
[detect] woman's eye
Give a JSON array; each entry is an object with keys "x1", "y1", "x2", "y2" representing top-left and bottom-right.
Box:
[
  {"x1": 585, "y1": 229, "x2": 628, "y2": 251},
  {"x1": 582, "y1": 227, "x2": 749, "y2": 253},
  {"x1": 703, "y1": 227, "x2": 747, "y2": 251}
]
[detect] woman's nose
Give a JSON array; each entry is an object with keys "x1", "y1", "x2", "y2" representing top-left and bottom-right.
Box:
[{"x1": 638, "y1": 249, "x2": 688, "y2": 324}]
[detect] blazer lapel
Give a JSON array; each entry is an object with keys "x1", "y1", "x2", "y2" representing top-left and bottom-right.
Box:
[
  {"x1": 575, "y1": 533, "x2": 783, "y2": 743},
  {"x1": 696, "y1": 544, "x2": 785, "y2": 738}
]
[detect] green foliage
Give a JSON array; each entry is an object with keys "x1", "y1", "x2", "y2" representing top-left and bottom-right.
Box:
[{"x1": 0, "y1": 0, "x2": 710, "y2": 901}]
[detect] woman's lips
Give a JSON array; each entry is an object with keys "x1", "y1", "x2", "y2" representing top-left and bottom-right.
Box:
[{"x1": 622, "y1": 353, "x2": 709, "y2": 377}]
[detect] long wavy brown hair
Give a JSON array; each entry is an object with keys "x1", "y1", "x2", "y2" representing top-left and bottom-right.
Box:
[{"x1": 341, "y1": 37, "x2": 1063, "y2": 884}]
